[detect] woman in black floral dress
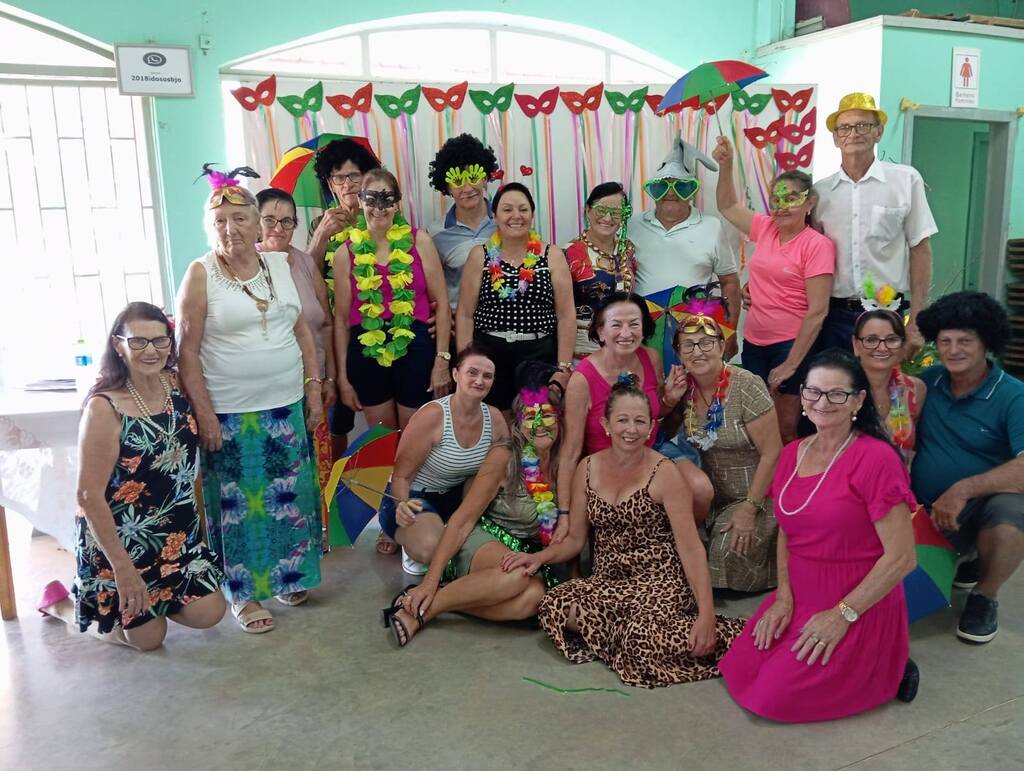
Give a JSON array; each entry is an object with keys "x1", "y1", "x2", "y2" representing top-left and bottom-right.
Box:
[{"x1": 39, "y1": 302, "x2": 225, "y2": 651}]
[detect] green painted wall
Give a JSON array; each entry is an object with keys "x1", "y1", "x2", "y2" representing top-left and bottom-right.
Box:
[
  {"x1": 876, "y1": 24, "x2": 1024, "y2": 245},
  {"x1": 7, "y1": 1, "x2": 792, "y2": 289}
]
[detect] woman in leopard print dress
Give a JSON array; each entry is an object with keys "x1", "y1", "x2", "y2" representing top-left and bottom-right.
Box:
[{"x1": 504, "y1": 380, "x2": 744, "y2": 687}]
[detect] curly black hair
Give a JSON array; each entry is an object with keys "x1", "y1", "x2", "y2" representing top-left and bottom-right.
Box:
[
  {"x1": 313, "y1": 138, "x2": 380, "y2": 199},
  {"x1": 916, "y1": 291, "x2": 1011, "y2": 357},
  {"x1": 428, "y1": 133, "x2": 499, "y2": 194}
]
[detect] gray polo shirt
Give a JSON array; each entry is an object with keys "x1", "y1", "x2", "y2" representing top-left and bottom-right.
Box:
[{"x1": 428, "y1": 204, "x2": 496, "y2": 309}]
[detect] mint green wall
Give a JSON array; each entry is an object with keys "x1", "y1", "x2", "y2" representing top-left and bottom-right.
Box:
[
  {"x1": 851, "y1": 2, "x2": 1024, "y2": 22},
  {"x1": 8, "y1": 1, "x2": 792, "y2": 290},
  {"x1": 877, "y1": 25, "x2": 1024, "y2": 243}
]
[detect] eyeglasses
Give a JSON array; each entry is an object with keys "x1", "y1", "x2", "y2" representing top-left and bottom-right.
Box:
[
  {"x1": 589, "y1": 204, "x2": 623, "y2": 222},
  {"x1": 358, "y1": 190, "x2": 400, "y2": 210},
  {"x1": 834, "y1": 122, "x2": 879, "y2": 137},
  {"x1": 800, "y1": 386, "x2": 857, "y2": 404},
  {"x1": 115, "y1": 335, "x2": 172, "y2": 351},
  {"x1": 445, "y1": 164, "x2": 487, "y2": 188},
  {"x1": 857, "y1": 334, "x2": 904, "y2": 350},
  {"x1": 260, "y1": 215, "x2": 297, "y2": 231},
  {"x1": 644, "y1": 177, "x2": 700, "y2": 202},
  {"x1": 329, "y1": 171, "x2": 363, "y2": 187},
  {"x1": 677, "y1": 337, "x2": 720, "y2": 354}
]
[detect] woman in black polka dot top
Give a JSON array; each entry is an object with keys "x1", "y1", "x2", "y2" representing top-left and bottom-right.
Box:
[{"x1": 455, "y1": 183, "x2": 575, "y2": 413}]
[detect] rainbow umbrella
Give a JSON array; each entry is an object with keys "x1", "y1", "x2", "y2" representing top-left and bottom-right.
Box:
[
  {"x1": 644, "y1": 284, "x2": 734, "y2": 376},
  {"x1": 269, "y1": 133, "x2": 377, "y2": 207},
  {"x1": 904, "y1": 506, "x2": 957, "y2": 623},
  {"x1": 657, "y1": 60, "x2": 768, "y2": 135},
  {"x1": 323, "y1": 424, "x2": 399, "y2": 547}
]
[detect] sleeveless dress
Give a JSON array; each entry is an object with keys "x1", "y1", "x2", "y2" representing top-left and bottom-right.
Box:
[
  {"x1": 539, "y1": 457, "x2": 745, "y2": 688},
  {"x1": 575, "y1": 347, "x2": 660, "y2": 454},
  {"x1": 73, "y1": 388, "x2": 223, "y2": 633}
]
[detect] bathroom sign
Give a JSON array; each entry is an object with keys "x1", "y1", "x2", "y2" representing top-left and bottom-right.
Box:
[
  {"x1": 115, "y1": 44, "x2": 194, "y2": 97},
  {"x1": 951, "y1": 47, "x2": 980, "y2": 108}
]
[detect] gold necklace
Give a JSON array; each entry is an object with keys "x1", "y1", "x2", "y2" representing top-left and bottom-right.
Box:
[
  {"x1": 217, "y1": 252, "x2": 276, "y2": 337},
  {"x1": 126, "y1": 374, "x2": 176, "y2": 437},
  {"x1": 581, "y1": 234, "x2": 632, "y2": 292}
]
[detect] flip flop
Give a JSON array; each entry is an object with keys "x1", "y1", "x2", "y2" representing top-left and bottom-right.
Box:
[
  {"x1": 232, "y1": 602, "x2": 274, "y2": 634},
  {"x1": 275, "y1": 591, "x2": 309, "y2": 607},
  {"x1": 376, "y1": 532, "x2": 399, "y2": 555}
]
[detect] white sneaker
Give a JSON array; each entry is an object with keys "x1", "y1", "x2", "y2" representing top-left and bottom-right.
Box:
[{"x1": 401, "y1": 548, "x2": 428, "y2": 576}]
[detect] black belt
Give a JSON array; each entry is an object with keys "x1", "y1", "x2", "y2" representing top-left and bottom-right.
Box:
[{"x1": 830, "y1": 295, "x2": 905, "y2": 312}]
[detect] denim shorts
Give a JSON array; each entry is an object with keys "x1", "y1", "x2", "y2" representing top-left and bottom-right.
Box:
[
  {"x1": 742, "y1": 339, "x2": 803, "y2": 395},
  {"x1": 377, "y1": 483, "x2": 465, "y2": 540}
]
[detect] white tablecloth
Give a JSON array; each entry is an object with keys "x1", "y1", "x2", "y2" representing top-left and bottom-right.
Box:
[{"x1": 0, "y1": 390, "x2": 83, "y2": 550}]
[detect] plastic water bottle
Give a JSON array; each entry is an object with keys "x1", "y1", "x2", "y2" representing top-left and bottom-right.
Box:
[{"x1": 74, "y1": 339, "x2": 94, "y2": 392}]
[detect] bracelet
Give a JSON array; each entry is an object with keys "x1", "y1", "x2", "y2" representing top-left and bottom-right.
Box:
[
  {"x1": 303, "y1": 376, "x2": 323, "y2": 386},
  {"x1": 740, "y1": 496, "x2": 765, "y2": 514},
  {"x1": 557, "y1": 361, "x2": 574, "y2": 372},
  {"x1": 557, "y1": 508, "x2": 569, "y2": 518}
]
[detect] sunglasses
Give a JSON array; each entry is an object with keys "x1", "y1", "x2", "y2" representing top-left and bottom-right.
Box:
[
  {"x1": 359, "y1": 189, "x2": 400, "y2": 211},
  {"x1": 644, "y1": 177, "x2": 700, "y2": 202},
  {"x1": 445, "y1": 164, "x2": 487, "y2": 188},
  {"x1": 589, "y1": 204, "x2": 623, "y2": 222}
]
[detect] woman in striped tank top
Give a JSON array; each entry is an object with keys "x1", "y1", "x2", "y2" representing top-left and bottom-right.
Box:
[{"x1": 378, "y1": 345, "x2": 508, "y2": 571}]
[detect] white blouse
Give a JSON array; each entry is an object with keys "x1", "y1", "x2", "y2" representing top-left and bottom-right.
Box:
[{"x1": 196, "y1": 250, "x2": 303, "y2": 413}]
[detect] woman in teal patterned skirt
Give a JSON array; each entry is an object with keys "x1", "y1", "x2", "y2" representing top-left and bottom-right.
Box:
[{"x1": 177, "y1": 170, "x2": 324, "y2": 634}]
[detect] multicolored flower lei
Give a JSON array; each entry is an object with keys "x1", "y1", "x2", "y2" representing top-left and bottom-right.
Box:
[
  {"x1": 487, "y1": 230, "x2": 543, "y2": 300},
  {"x1": 350, "y1": 212, "x2": 416, "y2": 367},
  {"x1": 886, "y1": 367, "x2": 916, "y2": 449},
  {"x1": 520, "y1": 391, "x2": 559, "y2": 545},
  {"x1": 684, "y1": 365, "x2": 732, "y2": 451}
]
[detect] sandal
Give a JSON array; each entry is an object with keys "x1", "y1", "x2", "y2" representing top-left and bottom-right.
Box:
[
  {"x1": 232, "y1": 601, "x2": 274, "y2": 634},
  {"x1": 384, "y1": 606, "x2": 426, "y2": 647},
  {"x1": 376, "y1": 532, "x2": 399, "y2": 555},
  {"x1": 379, "y1": 584, "x2": 418, "y2": 627},
  {"x1": 276, "y1": 591, "x2": 309, "y2": 607}
]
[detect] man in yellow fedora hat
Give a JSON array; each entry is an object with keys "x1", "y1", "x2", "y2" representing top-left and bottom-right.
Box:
[{"x1": 812, "y1": 92, "x2": 937, "y2": 357}]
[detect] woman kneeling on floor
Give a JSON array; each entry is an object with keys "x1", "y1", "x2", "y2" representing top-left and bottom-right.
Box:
[
  {"x1": 384, "y1": 363, "x2": 564, "y2": 646},
  {"x1": 39, "y1": 302, "x2": 226, "y2": 650}
]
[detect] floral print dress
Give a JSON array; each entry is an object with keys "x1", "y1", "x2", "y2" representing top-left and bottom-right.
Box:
[{"x1": 74, "y1": 389, "x2": 223, "y2": 633}]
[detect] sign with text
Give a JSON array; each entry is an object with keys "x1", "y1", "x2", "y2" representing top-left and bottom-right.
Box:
[
  {"x1": 115, "y1": 44, "x2": 194, "y2": 97},
  {"x1": 951, "y1": 47, "x2": 980, "y2": 109}
]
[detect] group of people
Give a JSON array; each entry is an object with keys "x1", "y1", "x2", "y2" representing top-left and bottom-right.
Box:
[{"x1": 37, "y1": 92, "x2": 1023, "y2": 724}]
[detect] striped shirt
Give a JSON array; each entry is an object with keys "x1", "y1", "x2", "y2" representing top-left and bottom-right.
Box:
[{"x1": 412, "y1": 395, "x2": 494, "y2": 492}]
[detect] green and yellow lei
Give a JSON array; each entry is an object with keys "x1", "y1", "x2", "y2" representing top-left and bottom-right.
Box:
[{"x1": 350, "y1": 212, "x2": 416, "y2": 367}]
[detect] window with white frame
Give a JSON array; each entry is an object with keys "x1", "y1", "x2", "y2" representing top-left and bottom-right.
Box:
[{"x1": 0, "y1": 11, "x2": 165, "y2": 388}]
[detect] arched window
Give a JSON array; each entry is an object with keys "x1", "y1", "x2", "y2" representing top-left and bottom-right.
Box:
[{"x1": 0, "y1": 9, "x2": 166, "y2": 387}]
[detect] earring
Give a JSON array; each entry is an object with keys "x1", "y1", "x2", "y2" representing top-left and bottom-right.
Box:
[
  {"x1": 852, "y1": 414, "x2": 857, "y2": 422},
  {"x1": 801, "y1": 410, "x2": 806, "y2": 416}
]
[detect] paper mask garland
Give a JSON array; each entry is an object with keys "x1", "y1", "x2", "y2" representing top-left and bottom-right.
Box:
[
  {"x1": 277, "y1": 81, "x2": 323, "y2": 117},
  {"x1": 772, "y1": 87, "x2": 813, "y2": 113},
  {"x1": 326, "y1": 83, "x2": 373, "y2": 118},
  {"x1": 731, "y1": 89, "x2": 772, "y2": 115},
  {"x1": 560, "y1": 83, "x2": 604, "y2": 115},
  {"x1": 375, "y1": 85, "x2": 422, "y2": 119},
  {"x1": 775, "y1": 140, "x2": 814, "y2": 171},
  {"x1": 469, "y1": 83, "x2": 515, "y2": 114},
  {"x1": 515, "y1": 86, "x2": 560, "y2": 118},
  {"x1": 422, "y1": 81, "x2": 469, "y2": 112},
  {"x1": 605, "y1": 86, "x2": 649, "y2": 115},
  {"x1": 231, "y1": 74, "x2": 277, "y2": 111}
]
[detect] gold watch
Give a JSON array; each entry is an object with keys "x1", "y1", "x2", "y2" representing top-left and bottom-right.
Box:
[{"x1": 838, "y1": 601, "x2": 859, "y2": 623}]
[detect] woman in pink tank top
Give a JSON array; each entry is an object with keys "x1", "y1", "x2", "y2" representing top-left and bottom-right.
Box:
[{"x1": 557, "y1": 293, "x2": 715, "y2": 533}]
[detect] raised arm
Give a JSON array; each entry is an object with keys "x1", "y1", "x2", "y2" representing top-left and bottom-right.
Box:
[
  {"x1": 175, "y1": 261, "x2": 220, "y2": 451},
  {"x1": 455, "y1": 245, "x2": 485, "y2": 351},
  {"x1": 711, "y1": 136, "x2": 755, "y2": 235},
  {"x1": 416, "y1": 230, "x2": 454, "y2": 397},
  {"x1": 76, "y1": 397, "x2": 152, "y2": 620}
]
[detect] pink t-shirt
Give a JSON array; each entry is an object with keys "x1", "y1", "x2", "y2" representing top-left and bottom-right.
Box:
[{"x1": 745, "y1": 213, "x2": 835, "y2": 345}]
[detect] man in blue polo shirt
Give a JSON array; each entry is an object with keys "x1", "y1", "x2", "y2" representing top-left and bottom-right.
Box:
[
  {"x1": 911, "y1": 291, "x2": 1024, "y2": 644},
  {"x1": 426, "y1": 134, "x2": 499, "y2": 312}
]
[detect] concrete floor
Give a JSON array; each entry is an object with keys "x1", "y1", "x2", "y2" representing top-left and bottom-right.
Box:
[{"x1": 1, "y1": 510, "x2": 1021, "y2": 771}]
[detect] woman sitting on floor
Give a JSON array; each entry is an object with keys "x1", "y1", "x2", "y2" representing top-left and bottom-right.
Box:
[
  {"x1": 505, "y1": 378, "x2": 745, "y2": 688},
  {"x1": 38, "y1": 302, "x2": 226, "y2": 651},
  {"x1": 385, "y1": 363, "x2": 564, "y2": 646},
  {"x1": 378, "y1": 344, "x2": 508, "y2": 574}
]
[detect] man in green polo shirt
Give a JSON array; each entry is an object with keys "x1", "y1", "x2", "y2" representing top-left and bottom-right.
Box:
[{"x1": 911, "y1": 291, "x2": 1024, "y2": 644}]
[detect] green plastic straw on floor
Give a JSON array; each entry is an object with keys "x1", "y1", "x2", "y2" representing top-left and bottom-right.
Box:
[{"x1": 522, "y1": 677, "x2": 630, "y2": 697}]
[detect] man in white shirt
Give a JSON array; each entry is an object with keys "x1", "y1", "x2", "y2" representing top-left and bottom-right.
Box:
[
  {"x1": 630, "y1": 138, "x2": 740, "y2": 356},
  {"x1": 426, "y1": 133, "x2": 498, "y2": 312},
  {"x1": 813, "y1": 92, "x2": 937, "y2": 356}
]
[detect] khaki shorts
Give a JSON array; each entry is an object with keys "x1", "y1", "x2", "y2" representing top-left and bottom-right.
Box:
[{"x1": 450, "y1": 525, "x2": 502, "y2": 579}]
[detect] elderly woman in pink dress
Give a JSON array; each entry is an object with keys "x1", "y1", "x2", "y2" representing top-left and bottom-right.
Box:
[{"x1": 719, "y1": 349, "x2": 920, "y2": 721}]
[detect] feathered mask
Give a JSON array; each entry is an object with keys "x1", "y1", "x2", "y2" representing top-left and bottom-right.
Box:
[
  {"x1": 197, "y1": 163, "x2": 260, "y2": 209},
  {"x1": 677, "y1": 282, "x2": 733, "y2": 339},
  {"x1": 514, "y1": 361, "x2": 563, "y2": 426}
]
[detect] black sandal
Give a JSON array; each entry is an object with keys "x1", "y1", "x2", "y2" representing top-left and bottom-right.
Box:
[
  {"x1": 387, "y1": 606, "x2": 425, "y2": 647},
  {"x1": 379, "y1": 584, "x2": 418, "y2": 627},
  {"x1": 896, "y1": 658, "x2": 920, "y2": 703}
]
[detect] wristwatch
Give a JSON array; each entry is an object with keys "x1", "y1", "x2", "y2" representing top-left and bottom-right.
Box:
[
  {"x1": 436, "y1": 351, "x2": 452, "y2": 361},
  {"x1": 838, "y1": 601, "x2": 860, "y2": 623}
]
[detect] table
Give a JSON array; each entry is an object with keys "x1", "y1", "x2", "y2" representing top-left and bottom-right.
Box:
[{"x1": 0, "y1": 389, "x2": 83, "y2": 620}]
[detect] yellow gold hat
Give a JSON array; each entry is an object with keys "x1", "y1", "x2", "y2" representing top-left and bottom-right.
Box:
[{"x1": 826, "y1": 92, "x2": 888, "y2": 132}]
